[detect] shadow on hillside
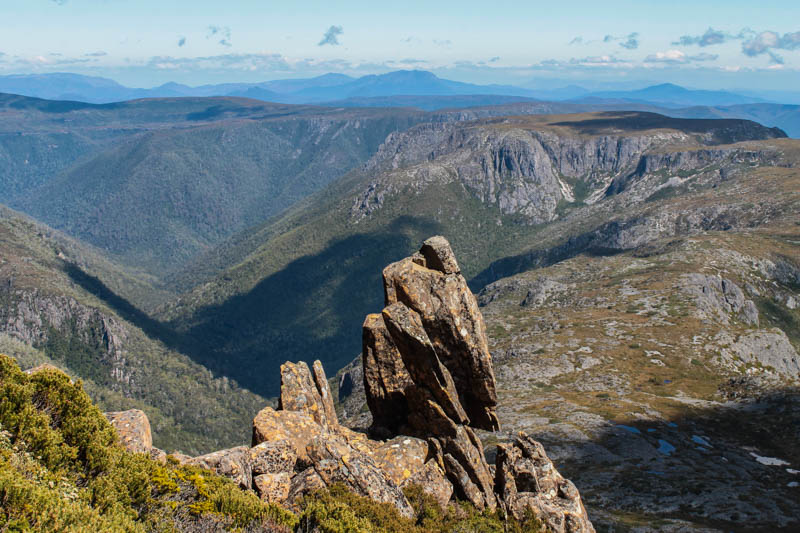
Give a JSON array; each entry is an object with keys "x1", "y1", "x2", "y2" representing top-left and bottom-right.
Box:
[
  {"x1": 469, "y1": 222, "x2": 630, "y2": 292},
  {"x1": 527, "y1": 387, "x2": 800, "y2": 532},
  {"x1": 172, "y1": 215, "x2": 443, "y2": 396},
  {"x1": 63, "y1": 264, "x2": 177, "y2": 343}
]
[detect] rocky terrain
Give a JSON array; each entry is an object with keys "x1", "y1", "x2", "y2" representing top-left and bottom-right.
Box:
[
  {"x1": 2, "y1": 106, "x2": 798, "y2": 530},
  {"x1": 107, "y1": 237, "x2": 595, "y2": 532},
  {"x1": 335, "y1": 167, "x2": 800, "y2": 530},
  {"x1": 0, "y1": 206, "x2": 265, "y2": 454},
  {"x1": 159, "y1": 112, "x2": 789, "y2": 397}
]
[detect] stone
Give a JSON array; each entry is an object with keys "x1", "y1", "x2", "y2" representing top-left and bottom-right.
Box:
[
  {"x1": 382, "y1": 302, "x2": 469, "y2": 426},
  {"x1": 169, "y1": 453, "x2": 192, "y2": 464},
  {"x1": 105, "y1": 409, "x2": 152, "y2": 453},
  {"x1": 371, "y1": 436, "x2": 453, "y2": 508},
  {"x1": 381, "y1": 246, "x2": 499, "y2": 431},
  {"x1": 278, "y1": 360, "x2": 338, "y2": 430},
  {"x1": 249, "y1": 440, "x2": 297, "y2": 475},
  {"x1": 495, "y1": 432, "x2": 595, "y2": 533},
  {"x1": 304, "y1": 434, "x2": 415, "y2": 518},
  {"x1": 186, "y1": 446, "x2": 252, "y2": 489},
  {"x1": 361, "y1": 313, "x2": 413, "y2": 436},
  {"x1": 252, "y1": 406, "x2": 326, "y2": 465},
  {"x1": 287, "y1": 468, "x2": 326, "y2": 508},
  {"x1": 254, "y1": 473, "x2": 292, "y2": 504},
  {"x1": 149, "y1": 447, "x2": 167, "y2": 464},
  {"x1": 420, "y1": 235, "x2": 461, "y2": 274}
]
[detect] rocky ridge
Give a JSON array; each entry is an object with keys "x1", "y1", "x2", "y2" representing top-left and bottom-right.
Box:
[
  {"x1": 350, "y1": 113, "x2": 784, "y2": 224},
  {"x1": 108, "y1": 237, "x2": 595, "y2": 532}
]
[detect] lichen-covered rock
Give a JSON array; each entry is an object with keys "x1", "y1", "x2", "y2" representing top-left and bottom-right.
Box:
[
  {"x1": 361, "y1": 313, "x2": 412, "y2": 436},
  {"x1": 149, "y1": 447, "x2": 167, "y2": 464},
  {"x1": 254, "y1": 472, "x2": 292, "y2": 504},
  {"x1": 249, "y1": 440, "x2": 297, "y2": 476},
  {"x1": 185, "y1": 446, "x2": 252, "y2": 489},
  {"x1": 380, "y1": 237, "x2": 499, "y2": 431},
  {"x1": 278, "y1": 360, "x2": 338, "y2": 430},
  {"x1": 304, "y1": 434, "x2": 415, "y2": 518},
  {"x1": 371, "y1": 436, "x2": 453, "y2": 508},
  {"x1": 105, "y1": 409, "x2": 152, "y2": 454},
  {"x1": 252, "y1": 406, "x2": 326, "y2": 464},
  {"x1": 496, "y1": 433, "x2": 595, "y2": 533}
]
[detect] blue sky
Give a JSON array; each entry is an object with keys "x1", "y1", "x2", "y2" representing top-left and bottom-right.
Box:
[{"x1": 1, "y1": 0, "x2": 798, "y2": 90}]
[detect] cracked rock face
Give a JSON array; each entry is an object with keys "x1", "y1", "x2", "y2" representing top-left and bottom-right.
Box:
[
  {"x1": 362, "y1": 236, "x2": 595, "y2": 529},
  {"x1": 141, "y1": 236, "x2": 592, "y2": 530},
  {"x1": 496, "y1": 433, "x2": 594, "y2": 533}
]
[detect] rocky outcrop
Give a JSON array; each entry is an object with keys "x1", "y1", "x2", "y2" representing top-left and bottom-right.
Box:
[
  {"x1": 151, "y1": 237, "x2": 593, "y2": 530},
  {"x1": 186, "y1": 447, "x2": 253, "y2": 489},
  {"x1": 249, "y1": 360, "x2": 420, "y2": 516},
  {"x1": 682, "y1": 274, "x2": 760, "y2": 326},
  {"x1": 105, "y1": 409, "x2": 153, "y2": 454},
  {"x1": 496, "y1": 434, "x2": 594, "y2": 533},
  {"x1": 352, "y1": 115, "x2": 784, "y2": 223},
  {"x1": 362, "y1": 236, "x2": 594, "y2": 528}
]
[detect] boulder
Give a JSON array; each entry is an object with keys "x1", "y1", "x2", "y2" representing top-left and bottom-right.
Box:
[
  {"x1": 362, "y1": 313, "x2": 412, "y2": 436},
  {"x1": 105, "y1": 409, "x2": 152, "y2": 453},
  {"x1": 379, "y1": 237, "x2": 498, "y2": 431},
  {"x1": 278, "y1": 360, "x2": 338, "y2": 430},
  {"x1": 254, "y1": 472, "x2": 292, "y2": 504},
  {"x1": 371, "y1": 436, "x2": 453, "y2": 508},
  {"x1": 252, "y1": 406, "x2": 326, "y2": 465},
  {"x1": 186, "y1": 446, "x2": 252, "y2": 489},
  {"x1": 249, "y1": 440, "x2": 297, "y2": 476},
  {"x1": 496, "y1": 433, "x2": 595, "y2": 533},
  {"x1": 304, "y1": 434, "x2": 415, "y2": 518}
]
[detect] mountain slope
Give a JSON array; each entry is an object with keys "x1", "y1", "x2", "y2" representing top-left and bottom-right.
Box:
[
  {"x1": 576, "y1": 83, "x2": 765, "y2": 108},
  {"x1": 158, "y1": 112, "x2": 787, "y2": 397},
  {"x1": 0, "y1": 206, "x2": 266, "y2": 454},
  {"x1": 1, "y1": 93, "x2": 436, "y2": 276}
]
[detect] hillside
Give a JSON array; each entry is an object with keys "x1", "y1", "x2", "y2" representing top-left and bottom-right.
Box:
[
  {"x1": 0, "y1": 93, "x2": 437, "y2": 276},
  {"x1": 0, "y1": 206, "x2": 266, "y2": 454},
  {"x1": 159, "y1": 112, "x2": 787, "y2": 398}
]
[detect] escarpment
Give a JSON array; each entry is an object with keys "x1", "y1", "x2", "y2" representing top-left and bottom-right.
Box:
[{"x1": 120, "y1": 237, "x2": 594, "y2": 532}]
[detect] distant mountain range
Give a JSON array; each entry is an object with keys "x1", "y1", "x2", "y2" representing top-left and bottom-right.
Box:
[{"x1": 1, "y1": 70, "x2": 791, "y2": 109}]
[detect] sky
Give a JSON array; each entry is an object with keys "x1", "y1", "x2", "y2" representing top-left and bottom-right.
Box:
[{"x1": 1, "y1": 0, "x2": 799, "y2": 91}]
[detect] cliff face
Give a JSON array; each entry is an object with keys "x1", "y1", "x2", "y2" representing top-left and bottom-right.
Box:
[{"x1": 351, "y1": 114, "x2": 784, "y2": 224}]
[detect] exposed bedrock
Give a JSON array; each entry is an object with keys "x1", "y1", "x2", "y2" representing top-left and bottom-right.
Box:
[{"x1": 107, "y1": 237, "x2": 594, "y2": 531}]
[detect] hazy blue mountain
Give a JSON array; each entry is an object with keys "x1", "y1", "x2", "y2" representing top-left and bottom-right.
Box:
[
  {"x1": 259, "y1": 73, "x2": 355, "y2": 93},
  {"x1": 575, "y1": 83, "x2": 765, "y2": 108},
  {"x1": 319, "y1": 94, "x2": 542, "y2": 110}
]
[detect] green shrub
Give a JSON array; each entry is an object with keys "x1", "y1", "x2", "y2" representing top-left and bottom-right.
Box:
[{"x1": 0, "y1": 354, "x2": 295, "y2": 532}]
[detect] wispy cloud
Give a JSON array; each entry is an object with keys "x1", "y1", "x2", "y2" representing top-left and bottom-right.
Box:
[
  {"x1": 488, "y1": 56, "x2": 500, "y2": 63},
  {"x1": 602, "y1": 32, "x2": 639, "y2": 50},
  {"x1": 84, "y1": 51, "x2": 107, "y2": 57},
  {"x1": 433, "y1": 39, "x2": 452, "y2": 47},
  {"x1": 742, "y1": 30, "x2": 800, "y2": 64},
  {"x1": 620, "y1": 32, "x2": 639, "y2": 50},
  {"x1": 207, "y1": 26, "x2": 232, "y2": 47},
  {"x1": 672, "y1": 27, "x2": 747, "y2": 47},
  {"x1": 178, "y1": 37, "x2": 186, "y2": 47},
  {"x1": 318, "y1": 25, "x2": 343, "y2": 46},
  {"x1": 50, "y1": 0, "x2": 67, "y2": 4},
  {"x1": 569, "y1": 36, "x2": 583, "y2": 45},
  {"x1": 644, "y1": 50, "x2": 719, "y2": 64}
]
